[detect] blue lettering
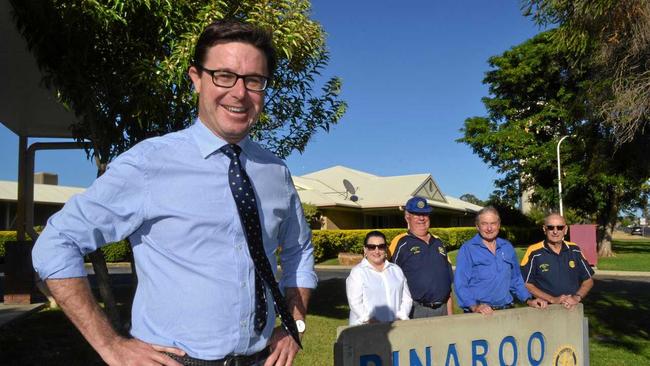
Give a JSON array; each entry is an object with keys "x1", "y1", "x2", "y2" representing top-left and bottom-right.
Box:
[
  {"x1": 498, "y1": 336, "x2": 518, "y2": 366},
  {"x1": 360, "y1": 354, "x2": 382, "y2": 366},
  {"x1": 527, "y1": 332, "x2": 545, "y2": 366},
  {"x1": 392, "y1": 351, "x2": 400, "y2": 366},
  {"x1": 445, "y1": 344, "x2": 460, "y2": 366},
  {"x1": 409, "y1": 347, "x2": 431, "y2": 366},
  {"x1": 472, "y1": 339, "x2": 488, "y2": 366}
]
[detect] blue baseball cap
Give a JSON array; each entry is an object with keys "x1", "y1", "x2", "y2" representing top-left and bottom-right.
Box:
[{"x1": 405, "y1": 197, "x2": 432, "y2": 214}]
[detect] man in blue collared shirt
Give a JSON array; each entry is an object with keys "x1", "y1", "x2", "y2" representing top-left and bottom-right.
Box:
[
  {"x1": 454, "y1": 207, "x2": 546, "y2": 315},
  {"x1": 32, "y1": 20, "x2": 317, "y2": 366}
]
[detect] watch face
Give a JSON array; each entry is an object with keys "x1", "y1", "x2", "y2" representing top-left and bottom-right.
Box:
[{"x1": 296, "y1": 319, "x2": 306, "y2": 333}]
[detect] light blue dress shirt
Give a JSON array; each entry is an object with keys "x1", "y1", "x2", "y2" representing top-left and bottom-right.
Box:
[
  {"x1": 32, "y1": 120, "x2": 317, "y2": 360},
  {"x1": 454, "y1": 234, "x2": 530, "y2": 309}
]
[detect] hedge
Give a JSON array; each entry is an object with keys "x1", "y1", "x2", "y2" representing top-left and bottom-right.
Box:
[
  {"x1": 0, "y1": 230, "x2": 131, "y2": 263},
  {"x1": 311, "y1": 226, "x2": 543, "y2": 262},
  {"x1": 1, "y1": 226, "x2": 541, "y2": 264}
]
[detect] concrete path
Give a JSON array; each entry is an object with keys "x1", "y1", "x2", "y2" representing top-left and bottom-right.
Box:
[{"x1": 0, "y1": 303, "x2": 46, "y2": 329}]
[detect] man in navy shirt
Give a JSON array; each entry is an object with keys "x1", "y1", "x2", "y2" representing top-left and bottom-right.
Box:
[
  {"x1": 521, "y1": 213, "x2": 594, "y2": 310},
  {"x1": 391, "y1": 197, "x2": 454, "y2": 318},
  {"x1": 454, "y1": 207, "x2": 547, "y2": 314}
]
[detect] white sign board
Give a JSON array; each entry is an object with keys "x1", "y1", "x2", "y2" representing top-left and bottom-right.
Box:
[{"x1": 335, "y1": 304, "x2": 587, "y2": 366}]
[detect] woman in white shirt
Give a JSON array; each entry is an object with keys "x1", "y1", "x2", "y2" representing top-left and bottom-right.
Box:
[{"x1": 346, "y1": 231, "x2": 413, "y2": 325}]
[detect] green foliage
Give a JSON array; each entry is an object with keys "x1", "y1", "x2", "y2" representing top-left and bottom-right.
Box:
[
  {"x1": 0, "y1": 230, "x2": 130, "y2": 263},
  {"x1": 459, "y1": 30, "x2": 650, "y2": 254},
  {"x1": 311, "y1": 227, "x2": 540, "y2": 262},
  {"x1": 99, "y1": 241, "x2": 132, "y2": 262},
  {"x1": 459, "y1": 193, "x2": 485, "y2": 206},
  {"x1": 0, "y1": 231, "x2": 18, "y2": 258},
  {"x1": 301, "y1": 202, "x2": 321, "y2": 228},
  {"x1": 523, "y1": 0, "x2": 650, "y2": 145},
  {"x1": 9, "y1": 0, "x2": 346, "y2": 163}
]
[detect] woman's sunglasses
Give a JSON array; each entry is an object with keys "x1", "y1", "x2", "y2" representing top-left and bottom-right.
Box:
[{"x1": 364, "y1": 243, "x2": 387, "y2": 251}]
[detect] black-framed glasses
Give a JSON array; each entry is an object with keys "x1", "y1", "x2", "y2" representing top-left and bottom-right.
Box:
[
  {"x1": 197, "y1": 66, "x2": 269, "y2": 91},
  {"x1": 545, "y1": 225, "x2": 566, "y2": 231},
  {"x1": 364, "y1": 244, "x2": 387, "y2": 251}
]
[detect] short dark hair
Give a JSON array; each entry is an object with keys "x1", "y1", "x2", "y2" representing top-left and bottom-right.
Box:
[
  {"x1": 364, "y1": 230, "x2": 387, "y2": 245},
  {"x1": 193, "y1": 19, "x2": 277, "y2": 77}
]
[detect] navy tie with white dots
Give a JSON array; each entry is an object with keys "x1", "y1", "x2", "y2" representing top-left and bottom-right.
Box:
[{"x1": 220, "y1": 144, "x2": 302, "y2": 348}]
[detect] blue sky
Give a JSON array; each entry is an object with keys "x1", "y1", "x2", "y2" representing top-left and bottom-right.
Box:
[{"x1": 0, "y1": 0, "x2": 543, "y2": 201}]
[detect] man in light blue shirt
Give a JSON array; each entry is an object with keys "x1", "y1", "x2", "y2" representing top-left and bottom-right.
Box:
[
  {"x1": 454, "y1": 206, "x2": 546, "y2": 315},
  {"x1": 32, "y1": 20, "x2": 317, "y2": 366}
]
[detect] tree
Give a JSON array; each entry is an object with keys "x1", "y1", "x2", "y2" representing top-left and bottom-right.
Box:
[
  {"x1": 10, "y1": 0, "x2": 346, "y2": 327},
  {"x1": 10, "y1": 0, "x2": 346, "y2": 163},
  {"x1": 459, "y1": 30, "x2": 650, "y2": 257},
  {"x1": 459, "y1": 193, "x2": 485, "y2": 206},
  {"x1": 301, "y1": 202, "x2": 322, "y2": 229},
  {"x1": 523, "y1": 0, "x2": 650, "y2": 145}
]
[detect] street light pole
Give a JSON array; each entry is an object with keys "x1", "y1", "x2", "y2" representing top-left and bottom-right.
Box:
[{"x1": 557, "y1": 135, "x2": 570, "y2": 216}]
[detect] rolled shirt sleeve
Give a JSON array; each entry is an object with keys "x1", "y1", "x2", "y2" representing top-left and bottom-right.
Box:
[
  {"x1": 32, "y1": 146, "x2": 146, "y2": 280},
  {"x1": 277, "y1": 171, "x2": 317, "y2": 290}
]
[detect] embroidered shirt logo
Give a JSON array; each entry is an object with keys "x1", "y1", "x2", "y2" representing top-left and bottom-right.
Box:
[
  {"x1": 438, "y1": 247, "x2": 446, "y2": 256},
  {"x1": 410, "y1": 247, "x2": 421, "y2": 255},
  {"x1": 539, "y1": 263, "x2": 550, "y2": 272},
  {"x1": 569, "y1": 260, "x2": 576, "y2": 268}
]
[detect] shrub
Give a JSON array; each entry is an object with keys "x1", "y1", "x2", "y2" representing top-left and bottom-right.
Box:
[
  {"x1": 0, "y1": 231, "x2": 18, "y2": 259},
  {"x1": 0, "y1": 230, "x2": 131, "y2": 263},
  {"x1": 99, "y1": 240, "x2": 132, "y2": 262},
  {"x1": 311, "y1": 226, "x2": 540, "y2": 262}
]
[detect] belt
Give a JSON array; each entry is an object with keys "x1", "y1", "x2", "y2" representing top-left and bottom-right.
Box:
[
  {"x1": 416, "y1": 301, "x2": 445, "y2": 309},
  {"x1": 165, "y1": 347, "x2": 269, "y2": 366}
]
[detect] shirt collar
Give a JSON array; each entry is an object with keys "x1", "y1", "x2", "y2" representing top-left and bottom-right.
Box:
[
  {"x1": 469, "y1": 233, "x2": 506, "y2": 249},
  {"x1": 360, "y1": 257, "x2": 393, "y2": 271},
  {"x1": 190, "y1": 118, "x2": 253, "y2": 159},
  {"x1": 543, "y1": 240, "x2": 569, "y2": 253}
]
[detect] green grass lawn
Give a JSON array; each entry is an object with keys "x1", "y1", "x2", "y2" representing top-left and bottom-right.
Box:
[
  {"x1": 2, "y1": 239, "x2": 648, "y2": 365},
  {"x1": 596, "y1": 239, "x2": 650, "y2": 271}
]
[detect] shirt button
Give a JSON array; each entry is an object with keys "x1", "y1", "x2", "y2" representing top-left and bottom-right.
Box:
[
  {"x1": 240, "y1": 320, "x2": 247, "y2": 327},
  {"x1": 241, "y1": 282, "x2": 246, "y2": 288},
  {"x1": 235, "y1": 244, "x2": 242, "y2": 250}
]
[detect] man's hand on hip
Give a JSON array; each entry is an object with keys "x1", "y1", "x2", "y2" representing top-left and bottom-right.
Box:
[
  {"x1": 264, "y1": 326, "x2": 300, "y2": 366},
  {"x1": 101, "y1": 337, "x2": 185, "y2": 366}
]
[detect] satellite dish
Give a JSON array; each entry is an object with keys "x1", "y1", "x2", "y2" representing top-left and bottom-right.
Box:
[{"x1": 343, "y1": 179, "x2": 356, "y2": 194}]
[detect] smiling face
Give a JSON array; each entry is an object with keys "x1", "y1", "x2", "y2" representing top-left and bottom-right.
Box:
[
  {"x1": 544, "y1": 214, "x2": 568, "y2": 246},
  {"x1": 405, "y1": 211, "x2": 430, "y2": 237},
  {"x1": 476, "y1": 211, "x2": 501, "y2": 243},
  {"x1": 188, "y1": 42, "x2": 267, "y2": 143},
  {"x1": 364, "y1": 235, "x2": 387, "y2": 267}
]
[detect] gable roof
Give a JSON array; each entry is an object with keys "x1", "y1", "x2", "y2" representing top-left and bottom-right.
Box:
[{"x1": 295, "y1": 165, "x2": 481, "y2": 213}]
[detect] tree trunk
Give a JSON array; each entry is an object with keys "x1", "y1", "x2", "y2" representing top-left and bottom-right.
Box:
[
  {"x1": 88, "y1": 250, "x2": 122, "y2": 331},
  {"x1": 597, "y1": 222, "x2": 615, "y2": 257},
  {"x1": 87, "y1": 156, "x2": 123, "y2": 332},
  {"x1": 597, "y1": 187, "x2": 619, "y2": 258}
]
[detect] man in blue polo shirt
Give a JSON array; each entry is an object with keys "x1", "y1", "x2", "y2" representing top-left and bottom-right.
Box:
[
  {"x1": 391, "y1": 197, "x2": 454, "y2": 318},
  {"x1": 454, "y1": 206, "x2": 547, "y2": 314},
  {"x1": 521, "y1": 213, "x2": 594, "y2": 310}
]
